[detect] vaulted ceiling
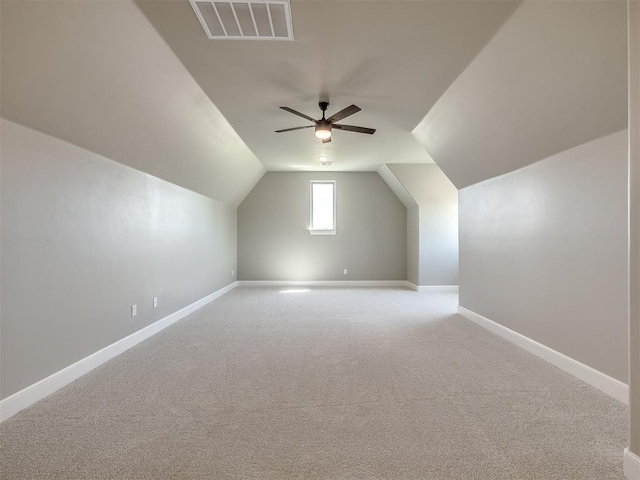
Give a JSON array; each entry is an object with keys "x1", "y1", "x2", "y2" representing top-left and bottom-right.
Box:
[
  {"x1": 135, "y1": 0, "x2": 520, "y2": 173},
  {"x1": 0, "y1": 0, "x2": 628, "y2": 203},
  {"x1": 412, "y1": 0, "x2": 628, "y2": 189}
]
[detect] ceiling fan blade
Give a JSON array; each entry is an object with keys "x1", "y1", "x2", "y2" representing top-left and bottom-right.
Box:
[
  {"x1": 275, "y1": 125, "x2": 315, "y2": 133},
  {"x1": 326, "y1": 104, "x2": 361, "y2": 123},
  {"x1": 322, "y1": 137, "x2": 332, "y2": 143},
  {"x1": 332, "y1": 124, "x2": 376, "y2": 135},
  {"x1": 280, "y1": 106, "x2": 317, "y2": 123}
]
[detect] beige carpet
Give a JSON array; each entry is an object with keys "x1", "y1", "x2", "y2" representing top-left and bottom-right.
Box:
[{"x1": 0, "y1": 288, "x2": 628, "y2": 479}]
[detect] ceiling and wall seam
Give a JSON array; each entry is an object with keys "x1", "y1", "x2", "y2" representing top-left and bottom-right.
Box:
[{"x1": 458, "y1": 129, "x2": 629, "y2": 192}]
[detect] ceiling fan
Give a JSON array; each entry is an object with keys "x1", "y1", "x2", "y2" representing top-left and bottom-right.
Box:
[{"x1": 275, "y1": 101, "x2": 376, "y2": 143}]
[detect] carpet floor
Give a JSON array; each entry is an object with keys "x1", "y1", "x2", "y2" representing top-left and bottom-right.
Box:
[{"x1": 0, "y1": 288, "x2": 629, "y2": 479}]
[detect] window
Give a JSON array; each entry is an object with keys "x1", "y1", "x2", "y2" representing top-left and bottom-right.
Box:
[{"x1": 309, "y1": 181, "x2": 336, "y2": 235}]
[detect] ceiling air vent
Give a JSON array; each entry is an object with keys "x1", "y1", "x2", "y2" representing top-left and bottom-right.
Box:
[{"x1": 190, "y1": 0, "x2": 293, "y2": 40}]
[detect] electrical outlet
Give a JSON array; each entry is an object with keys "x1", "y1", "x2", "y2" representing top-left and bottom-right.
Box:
[
  {"x1": 343, "y1": 268, "x2": 348, "y2": 275},
  {"x1": 153, "y1": 297, "x2": 158, "y2": 308},
  {"x1": 232, "y1": 270, "x2": 235, "y2": 277},
  {"x1": 131, "y1": 304, "x2": 137, "y2": 317}
]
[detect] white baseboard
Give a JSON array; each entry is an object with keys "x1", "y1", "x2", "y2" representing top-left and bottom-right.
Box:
[
  {"x1": 0, "y1": 282, "x2": 238, "y2": 423},
  {"x1": 416, "y1": 285, "x2": 458, "y2": 293},
  {"x1": 457, "y1": 306, "x2": 629, "y2": 405},
  {"x1": 625, "y1": 448, "x2": 640, "y2": 479},
  {"x1": 238, "y1": 280, "x2": 458, "y2": 292},
  {"x1": 238, "y1": 280, "x2": 409, "y2": 288}
]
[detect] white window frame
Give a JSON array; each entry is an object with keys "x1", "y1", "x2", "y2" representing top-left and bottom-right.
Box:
[{"x1": 309, "y1": 180, "x2": 336, "y2": 235}]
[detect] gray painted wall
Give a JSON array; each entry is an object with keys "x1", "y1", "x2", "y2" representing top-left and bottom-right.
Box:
[
  {"x1": 238, "y1": 172, "x2": 406, "y2": 281},
  {"x1": 406, "y1": 206, "x2": 419, "y2": 286},
  {"x1": 1, "y1": 119, "x2": 237, "y2": 399},
  {"x1": 387, "y1": 164, "x2": 458, "y2": 286},
  {"x1": 459, "y1": 130, "x2": 628, "y2": 382}
]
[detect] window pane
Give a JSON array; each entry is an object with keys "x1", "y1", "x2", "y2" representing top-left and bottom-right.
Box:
[{"x1": 311, "y1": 182, "x2": 334, "y2": 230}]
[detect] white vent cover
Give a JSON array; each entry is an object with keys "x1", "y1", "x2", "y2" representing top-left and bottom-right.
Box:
[{"x1": 190, "y1": 0, "x2": 294, "y2": 40}]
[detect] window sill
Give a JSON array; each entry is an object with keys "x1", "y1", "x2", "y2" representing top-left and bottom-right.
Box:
[{"x1": 309, "y1": 229, "x2": 336, "y2": 236}]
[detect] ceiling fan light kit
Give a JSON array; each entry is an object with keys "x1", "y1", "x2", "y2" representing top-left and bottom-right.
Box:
[
  {"x1": 315, "y1": 122, "x2": 331, "y2": 140},
  {"x1": 276, "y1": 101, "x2": 376, "y2": 143}
]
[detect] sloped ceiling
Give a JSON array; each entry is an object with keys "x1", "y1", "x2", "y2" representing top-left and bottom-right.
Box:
[
  {"x1": 0, "y1": 0, "x2": 265, "y2": 206},
  {"x1": 1, "y1": 0, "x2": 628, "y2": 198},
  {"x1": 378, "y1": 165, "x2": 417, "y2": 209},
  {"x1": 412, "y1": 0, "x2": 628, "y2": 189},
  {"x1": 135, "y1": 0, "x2": 521, "y2": 172},
  {"x1": 387, "y1": 163, "x2": 457, "y2": 207}
]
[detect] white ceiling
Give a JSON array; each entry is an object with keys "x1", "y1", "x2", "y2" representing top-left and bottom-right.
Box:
[
  {"x1": 413, "y1": 0, "x2": 628, "y2": 189},
  {"x1": 1, "y1": 0, "x2": 628, "y2": 201},
  {"x1": 136, "y1": 0, "x2": 521, "y2": 172},
  {"x1": 0, "y1": 0, "x2": 265, "y2": 205}
]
